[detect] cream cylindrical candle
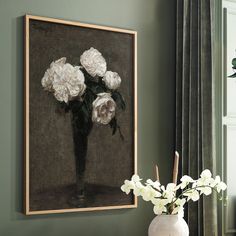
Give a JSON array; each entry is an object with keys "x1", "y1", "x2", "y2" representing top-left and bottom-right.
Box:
[
  {"x1": 155, "y1": 164, "x2": 160, "y2": 183},
  {"x1": 172, "y1": 151, "x2": 180, "y2": 184}
]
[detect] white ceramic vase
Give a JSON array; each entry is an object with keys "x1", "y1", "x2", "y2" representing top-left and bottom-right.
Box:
[{"x1": 148, "y1": 215, "x2": 189, "y2": 236}]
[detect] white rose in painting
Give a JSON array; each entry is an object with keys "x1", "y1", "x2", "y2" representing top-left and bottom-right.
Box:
[
  {"x1": 102, "y1": 71, "x2": 121, "y2": 90},
  {"x1": 92, "y1": 93, "x2": 116, "y2": 125},
  {"x1": 41, "y1": 57, "x2": 86, "y2": 103},
  {"x1": 80, "y1": 47, "x2": 107, "y2": 77},
  {"x1": 41, "y1": 57, "x2": 66, "y2": 92},
  {"x1": 52, "y1": 64, "x2": 86, "y2": 103}
]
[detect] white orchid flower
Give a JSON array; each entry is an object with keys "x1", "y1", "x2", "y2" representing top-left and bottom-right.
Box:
[
  {"x1": 183, "y1": 189, "x2": 200, "y2": 201},
  {"x1": 133, "y1": 182, "x2": 147, "y2": 196},
  {"x1": 197, "y1": 169, "x2": 213, "y2": 186},
  {"x1": 121, "y1": 169, "x2": 227, "y2": 215},
  {"x1": 171, "y1": 198, "x2": 186, "y2": 215},
  {"x1": 200, "y1": 169, "x2": 212, "y2": 178},
  {"x1": 210, "y1": 175, "x2": 221, "y2": 187},
  {"x1": 161, "y1": 183, "x2": 176, "y2": 203},
  {"x1": 153, "y1": 199, "x2": 169, "y2": 215},
  {"x1": 216, "y1": 181, "x2": 227, "y2": 193},
  {"x1": 142, "y1": 186, "x2": 161, "y2": 202},
  {"x1": 146, "y1": 179, "x2": 161, "y2": 190},
  {"x1": 121, "y1": 180, "x2": 135, "y2": 194},
  {"x1": 199, "y1": 186, "x2": 212, "y2": 196},
  {"x1": 131, "y1": 174, "x2": 142, "y2": 183},
  {"x1": 161, "y1": 183, "x2": 176, "y2": 192},
  {"x1": 175, "y1": 198, "x2": 186, "y2": 207},
  {"x1": 209, "y1": 175, "x2": 227, "y2": 192},
  {"x1": 167, "y1": 183, "x2": 178, "y2": 192},
  {"x1": 179, "y1": 175, "x2": 195, "y2": 189}
]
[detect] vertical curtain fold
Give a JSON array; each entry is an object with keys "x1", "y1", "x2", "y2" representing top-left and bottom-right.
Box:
[{"x1": 176, "y1": 0, "x2": 217, "y2": 235}]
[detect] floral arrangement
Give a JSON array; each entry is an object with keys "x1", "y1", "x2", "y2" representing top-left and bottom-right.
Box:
[
  {"x1": 41, "y1": 47, "x2": 125, "y2": 136},
  {"x1": 228, "y1": 57, "x2": 236, "y2": 78},
  {"x1": 121, "y1": 153, "x2": 227, "y2": 217}
]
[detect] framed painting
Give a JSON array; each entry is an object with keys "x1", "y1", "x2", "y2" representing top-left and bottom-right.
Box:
[{"x1": 24, "y1": 15, "x2": 137, "y2": 215}]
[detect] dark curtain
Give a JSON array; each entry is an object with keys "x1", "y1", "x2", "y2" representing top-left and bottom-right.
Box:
[{"x1": 176, "y1": 0, "x2": 217, "y2": 235}]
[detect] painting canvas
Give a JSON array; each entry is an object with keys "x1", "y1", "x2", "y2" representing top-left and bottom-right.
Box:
[{"x1": 24, "y1": 15, "x2": 137, "y2": 215}]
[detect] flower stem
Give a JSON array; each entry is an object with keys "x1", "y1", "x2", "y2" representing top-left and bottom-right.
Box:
[{"x1": 168, "y1": 185, "x2": 222, "y2": 211}]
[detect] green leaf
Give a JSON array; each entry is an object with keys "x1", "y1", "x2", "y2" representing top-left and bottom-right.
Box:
[
  {"x1": 112, "y1": 91, "x2": 126, "y2": 110},
  {"x1": 81, "y1": 104, "x2": 89, "y2": 122},
  {"x1": 69, "y1": 100, "x2": 83, "y2": 112},
  {"x1": 84, "y1": 89, "x2": 96, "y2": 112},
  {"x1": 71, "y1": 101, "x2": 93, "y2": 136},
  {"x1": 109, "y1": 117, "x2": 117, "y2": 135},
  {"x1": 85, "y1": 80, "x2": 107, "y2": 95},
  {"x1": 82, "y1": 67, "x2": 95, "y2": 82},
  {"x1": 55, "y1": 102, "x2": 71, "y2": 113}
]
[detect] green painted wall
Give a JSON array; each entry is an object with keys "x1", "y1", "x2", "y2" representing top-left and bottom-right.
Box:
[{"x1": 0, "y1": 0, "x2": 176, "y2": 235}]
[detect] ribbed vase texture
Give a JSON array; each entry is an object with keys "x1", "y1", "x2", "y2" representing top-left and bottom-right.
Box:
[{"x1": 148, "y1": 215, "x2": 189, "y2": 236}]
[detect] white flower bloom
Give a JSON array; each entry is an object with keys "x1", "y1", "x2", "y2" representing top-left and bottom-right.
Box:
[
  {"x1": 199, "y1": 186, "x2": 212, "y2": 196},
  {"x1": 41, "y1": 58, "x2": 86, "y2": 103},
  {"x1": 41, "y1": 57, "x2": 66, "y2": 92},
  {"x1": 80, "y1": 47, "x2": 107, "y2": 77},
  {"x1": 153, "y1": 199, "x2": 169, "y2": 215},
  {"x1": 216, "y1": 181, "x2": 227, "y2": 193},
  {"x1": 121, "y1": 180, "x2": 135, "y2": 194},
  {"x1": 131, "y1": 174, "x2": 142, "y2": 183},
  {"x1": 141, "y1": 186, "x2": 161, "y2": 202},
  {"x1": 179, "y1": 175, "x2": 195, "y2": 189},
  {"x1": 120, "y1": 170, "x2": 227, "y2": 215},
  {"x1": 175, "y1": 198, "x2": 186, "y2": 207},
  {"x1": 92, "y1": 93, "x2": 116, "y2": 125},
  {"x1": 172, "y1": 198, "x2": 186, "y2": 215},
  {"x1": 197, "y1": 169, "x2": 213, "y2": 186},
  {"x1": 209, "y1": 175, "x2": 227, "y2": 192},
  {"x1": 210, "y1": 175, "x2": 221, "y2": 187},
  {"x1": 102, "y1": 71, "x2": 121, "y2": 90},
  {"x1": 201, "y1": 169, "x2": 212, "y2": 178},
  {"x1": 146, "y1": 179, "x2": 161, "y2": 190},
  {"x1": 53, "y1": 64, "x2": 86, "y2": 103},
  {"x1": 183, "y1": 189, "x2": 200, "y2": 202},
  {"x1": 167, "y1": 183, "x2": 177, "y2": 191},
  {"x1": 161, "y1": 183, "x2": 176, "y2": 203},
  {"x1": 133, "y1": 182, "x2": 147, "y2": 197}
]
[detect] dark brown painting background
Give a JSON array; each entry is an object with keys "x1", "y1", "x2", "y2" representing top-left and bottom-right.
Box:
[{"x1": 28, "y1": 19, "x2": 135, "y2": 211}]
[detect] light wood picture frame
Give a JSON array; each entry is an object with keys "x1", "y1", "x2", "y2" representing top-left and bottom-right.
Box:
[{"x1": 24, "y1": 15, "x2": 137, "y2": 215}]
